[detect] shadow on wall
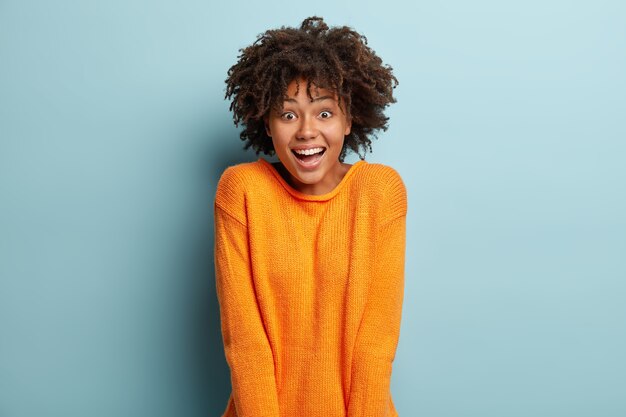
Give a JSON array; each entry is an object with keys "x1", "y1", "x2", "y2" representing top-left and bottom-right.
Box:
[{"x1": 196, "y1": 121, "x2": 262, "y2": 416}]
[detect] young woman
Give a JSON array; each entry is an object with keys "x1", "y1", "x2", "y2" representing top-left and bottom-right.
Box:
[{"x1": 214, "y1": 16, "x2": 407, "y2": 417}]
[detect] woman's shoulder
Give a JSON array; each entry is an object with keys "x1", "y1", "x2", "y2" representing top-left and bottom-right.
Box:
[
  {"x1": 357, "y1": 161, "x2": 406, "y2": 197},
  {"x1": 216, "y1": 160, "x2": 265, "y2": 188},
  {"x1": 214, "y1": 160, "x2": 268, "y2": 211},
  {"x1": 357, "y1": 161, "x2": 407, "y2": 222},
  {"x1": 359, "y1": 161, "x2": 404, "y2": 183}
]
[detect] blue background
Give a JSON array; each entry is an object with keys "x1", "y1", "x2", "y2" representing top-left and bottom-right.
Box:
[{"x1": 1, "y1": 1, "x2": 625, "y2": 416}]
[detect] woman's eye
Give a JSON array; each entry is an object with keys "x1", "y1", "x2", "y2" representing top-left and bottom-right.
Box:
[
  {"x1": 319, "y1": 111, "x2": 332, "y2": 119},
  {"x1": 281, "y1": 112, "x2": 296, "y2": 121}
]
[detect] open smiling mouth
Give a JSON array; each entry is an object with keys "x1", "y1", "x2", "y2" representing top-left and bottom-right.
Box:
[{"x1": 291, "y1": 147, "x2": 326, "y2": 164}]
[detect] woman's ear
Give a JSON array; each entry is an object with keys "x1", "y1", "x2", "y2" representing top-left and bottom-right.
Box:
[
  {"x1": 264, "y1": 116, "x2": 271, "y2": 137},
  {"x1": 341, "y1": 103, "x2": 352, "y2": 136},
  {"x1": 344, "y1": 117, "x2": 352, "y2": 136}
]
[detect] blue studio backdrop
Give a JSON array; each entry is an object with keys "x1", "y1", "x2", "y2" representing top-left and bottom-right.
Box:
[{"x1": 1, "y1": 1, "x2": 625, "y2": 416}]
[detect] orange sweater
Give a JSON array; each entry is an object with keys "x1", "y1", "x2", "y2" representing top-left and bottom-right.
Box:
[{"x1": 214, "y1": 157, "x2": 407, "y2": 417}]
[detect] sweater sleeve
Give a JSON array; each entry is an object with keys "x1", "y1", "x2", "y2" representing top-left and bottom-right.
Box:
[
  {"x1": 214, "y1": 171, "x2": 281, "y2": 417},
  {"x1": 347, "y1": 170, "x2": 407, "y2": 417}
]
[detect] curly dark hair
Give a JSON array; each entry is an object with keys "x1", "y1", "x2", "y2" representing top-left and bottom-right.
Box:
[{"x1": 224, "y1": 16, "x2": 398, "y2": 162}]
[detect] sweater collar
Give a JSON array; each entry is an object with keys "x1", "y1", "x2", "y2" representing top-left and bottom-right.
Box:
[{"x1": 258, "y1": 157, "x2": 367, "y2": 202}]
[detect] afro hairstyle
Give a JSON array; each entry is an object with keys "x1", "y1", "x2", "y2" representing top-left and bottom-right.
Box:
[{"x1": 224, "y1": 16, "x2": 398, "y2": 162}]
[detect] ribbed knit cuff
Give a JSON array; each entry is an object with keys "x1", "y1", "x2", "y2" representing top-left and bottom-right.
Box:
[
  {"x1": 347, "y1": 355, "x2": 394, "y2": 417},
  {"x1": 229, "y1": 350, "x2": 281, "y2": 417}
]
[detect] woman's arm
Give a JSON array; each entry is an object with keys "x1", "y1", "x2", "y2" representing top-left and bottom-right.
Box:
[
  {"x1": 347, "y1": 174, "x2": 407, "y2": 417},
  {"x1": 214, "y1": 203, "x2": 280, "y2": 417}
]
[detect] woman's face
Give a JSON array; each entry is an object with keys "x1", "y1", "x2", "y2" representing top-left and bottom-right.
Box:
[{"x1": 265, "y1": 78, "x2": 352, "y2": 195}]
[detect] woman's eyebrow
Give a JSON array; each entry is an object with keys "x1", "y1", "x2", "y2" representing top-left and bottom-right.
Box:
[
  {"x1": 311, "y1": 96, "x2": 334, "y2": 102},
  {"x1": 284, "y1": 95, "x2": 335, "y2": 103}
]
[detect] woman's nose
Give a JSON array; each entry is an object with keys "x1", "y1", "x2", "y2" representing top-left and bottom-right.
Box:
[{"x1": 296, "y1": 115, "x2": 318, "y2": 140}]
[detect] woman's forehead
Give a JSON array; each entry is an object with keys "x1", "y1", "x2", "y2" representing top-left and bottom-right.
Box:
[{"x1": 284, "y1": 78, "x2": 337, "y2": 100}]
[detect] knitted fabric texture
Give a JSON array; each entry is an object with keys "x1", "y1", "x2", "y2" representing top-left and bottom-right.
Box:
[{"x1": 214, "y1": 157, "x2": 407, "y2": 417}]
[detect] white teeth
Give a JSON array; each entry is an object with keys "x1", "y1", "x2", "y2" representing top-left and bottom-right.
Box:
[{"x1": 293, "y1": 147, "x2": 324, "y2": 155}]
